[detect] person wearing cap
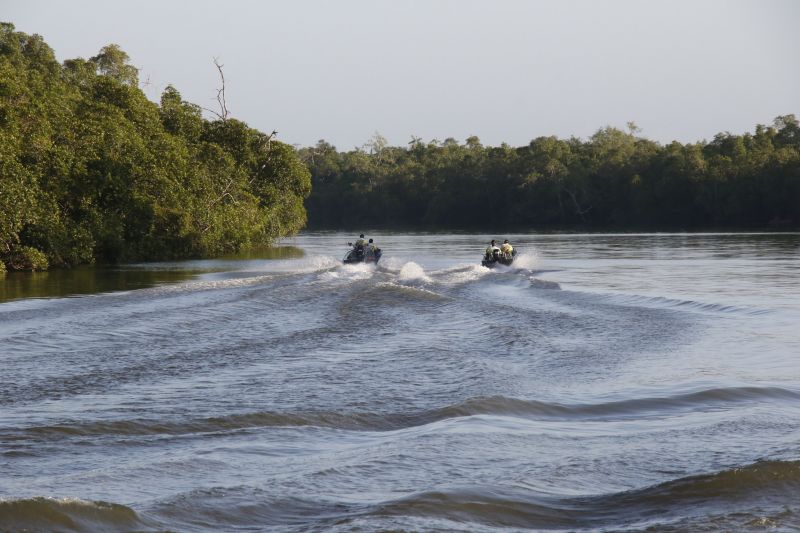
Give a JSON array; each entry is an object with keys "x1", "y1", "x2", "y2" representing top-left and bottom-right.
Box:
[
  {"x1": 366, "y1": 238, "x2": 380, "y2": 260},
  {"x1": 355, "y1": 234, "x2": 366, "y2": 248}
]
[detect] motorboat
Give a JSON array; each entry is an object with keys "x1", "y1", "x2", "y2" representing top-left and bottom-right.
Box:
[
  {"x1": 481, "y1": 249, "x2": 515, "y2": 268},
  {"x1": 343, "y1": 243, "x2": 382, "y2": 264}
]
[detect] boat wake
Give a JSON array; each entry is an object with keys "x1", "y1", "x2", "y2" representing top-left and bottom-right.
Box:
[
  {"x1": 0, "y1": 497, "x2": 150, "y2": 533},
  {"x1": 7, "y1": 386, "x2": 798, "y2": 441}
]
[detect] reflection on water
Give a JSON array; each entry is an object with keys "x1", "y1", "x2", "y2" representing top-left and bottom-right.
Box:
[
  {"x1": 0, "y1": 268, "x2": 196, "y2": 302},
  {"x1": 0, "y1": 246, "x2": 304, "y2": 302},
  {"x1": 217, "y1": 245, "x2": 305, "y2": 261}
]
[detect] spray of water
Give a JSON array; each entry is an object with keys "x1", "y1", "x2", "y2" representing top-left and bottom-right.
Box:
[
  {"x1": 398, "y1": 262, "x2": 432, "y2": 283},
  {"x1": 511, "y1": 252, "x2": 538, "y2": 270}
]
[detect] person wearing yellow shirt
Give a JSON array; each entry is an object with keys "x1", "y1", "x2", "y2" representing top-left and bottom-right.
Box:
[{"x1": 500, "y1": 239, "x2": 513, "y2": 259}]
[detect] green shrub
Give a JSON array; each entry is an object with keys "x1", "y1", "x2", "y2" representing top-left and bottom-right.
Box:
[
  {"x1": 0, "y1": 25, "x2": 310, "y2": 268},
  {"x1": 8, "y1": 245, "x2": 49, "y2": 271}
]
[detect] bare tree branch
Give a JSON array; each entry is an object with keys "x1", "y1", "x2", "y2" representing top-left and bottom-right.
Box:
[
  {"x1": 199, "y1": 57, "x2": 230, "y2": 121},
  {"x1": 213, "y1": 57, "x2": 228, "y2": 121}
]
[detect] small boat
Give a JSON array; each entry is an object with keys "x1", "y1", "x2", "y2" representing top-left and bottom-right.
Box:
[
  {"x1": 481, "y1": 250, "x2": 515, "y2": 268},
  {"x1": 343, "y1": 243, "x2": 382, "y2": 264}
]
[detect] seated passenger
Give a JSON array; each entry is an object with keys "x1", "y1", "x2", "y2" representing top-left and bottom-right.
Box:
[
  {"x1": 365, "y1": 238, "x2": 380, "y2": 260},
  {"x1": 500, "y1": 239, "x2": 514, "y2": 259},
  {"x1": 354, "y1": 234, "x2": 366, "y2": 249},
  {"x1": 485, "y1": 240, "x2": 501, "y2": 261}
]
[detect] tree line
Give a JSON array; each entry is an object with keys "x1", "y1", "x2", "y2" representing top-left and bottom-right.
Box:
[
  {"x1": 3, "y1": 22, "x2": 798, "y2": 276},
  {"x1": 300, "y1": 118, "x2": 800, "y2": 231},
  {"x1": 0, "y1": 23, "x2": 310, "y2": 273}
]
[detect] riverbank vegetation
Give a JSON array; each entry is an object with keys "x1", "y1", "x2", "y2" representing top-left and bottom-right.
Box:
[
  {"x1": 3, "y1": 24, "x2": 797, "y2": 275},
  {"x1": 0, "y1": 23, "x2": 310, "y2": 272},
  {"x1": 301, "y1": 117, "x2": 800, "y2": 230}
]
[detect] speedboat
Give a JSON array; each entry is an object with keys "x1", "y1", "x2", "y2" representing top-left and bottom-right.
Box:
[
  {"x1": 481, "y1": 250, "x2": 515, "y2": 268},
  {"x1": 343, "y1": 243, "x2": 382, "y2": 264}
]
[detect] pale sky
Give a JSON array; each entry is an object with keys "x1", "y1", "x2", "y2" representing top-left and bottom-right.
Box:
[{"x1": 5, "y1": 0, "x2": 799, "y2": 149}]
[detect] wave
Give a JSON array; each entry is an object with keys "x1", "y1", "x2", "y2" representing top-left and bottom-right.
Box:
[
  {"x1": 601, "y1": 293, "x2": 770, "y2": 316},
  {"x1": 148, "y1": 487, "x2": 360, "y2": 529},
  {"x1": 397, "y1": 261, "x2": 432, "y2": 283},
  {"x1": 372, "y1": 460, "x2": 800, "y2": 530},
  {"x1": 12, "y1": 461, "x2": 795, "y2": 531},
  {"x1": 509, "y1": 252, "x2": 538, "y2": 270},
  {"x1": 10, "y1": 386, "x2": 799, "y2": 441},
  {"x1": 126, "y1": 254, "x2": 342, "y2": 296},
  {"x1": 373, "y1": 282, "x2": 446, "y2": 301},
  {"x1": 317, "y1": 261, "x2": 377, "y2": 282},
  {"x1": 433, "y1": 386, "x2": 800, "y2": 422},
  {"x1": 0, "y1": 497, "x2": 153, "y2": 532},
  {"x1": 529, "y1": 277, "x2": 561, "y2": 290},
  {"x1": 431, "y1": 264, "x2": 491, "y2": 286}
]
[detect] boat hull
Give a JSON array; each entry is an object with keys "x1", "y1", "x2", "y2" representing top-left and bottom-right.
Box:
[{"x1": 343, "y1": 249, "x2": 382, "y2": 264}]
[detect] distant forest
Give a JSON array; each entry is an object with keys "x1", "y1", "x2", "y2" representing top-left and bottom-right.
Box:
[
  {"x1": 0, "y1": 24, "x2": 310, "y2": 273},
  {"x1": 301, "y1": 117, "x2": 800, "y2": 231}
]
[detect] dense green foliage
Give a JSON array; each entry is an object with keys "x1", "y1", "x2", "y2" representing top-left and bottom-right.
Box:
[
  {"x1": 302, "y1": 119, "x2": 800, "y2": 230},
  {"x1": 0, "y1": 24, "x2": 310, "y2": 271}
]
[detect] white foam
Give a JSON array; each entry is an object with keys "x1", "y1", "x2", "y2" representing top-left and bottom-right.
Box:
[
  {"x1": 342, "y1": 262, "x2": 377, "y2": 278},
  {"x1": 375, "y1": 281, "x2": 445, "y2": 300},
  {"x1": 294, "y1": 255, "x2": 340, "y2": 273},
  {"x1": 135, "y1": 255, "x2": 340, "y2": 295},
  {"x1": 398, "y1": 262, "x2": 432, "y2": 283},
  {"x1": 511, "y1": 252, "x2": 538, "y2": 270},
  {"x1": 381, "y1": 256, "x2": 411, "y2": 272},
  {"x1": 319, "y1": 262, "x2": 373, "y2": 281},
  {"x1": 438, "y1": 264, "x2": 490, "y2": 285},
  {"x1": 144, "y1": 274, "x2": 276, "y2": 295}
]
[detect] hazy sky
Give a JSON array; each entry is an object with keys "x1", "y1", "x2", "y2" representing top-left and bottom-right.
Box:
[{"x1": 5, "y1": 0, "x2": 799, "y2": 149}]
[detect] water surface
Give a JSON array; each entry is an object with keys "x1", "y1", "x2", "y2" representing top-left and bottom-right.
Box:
[{"x1": 2, "y1": 232, "x2": 799, "y2": 531}]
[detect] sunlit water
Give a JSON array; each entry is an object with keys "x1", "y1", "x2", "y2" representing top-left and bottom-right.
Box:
[{"x1": 1, "y1": 232, "x2": 799, "y2": 532}]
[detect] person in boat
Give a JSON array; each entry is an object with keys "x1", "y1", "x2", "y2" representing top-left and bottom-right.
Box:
[
  {"x1": 350, "y1": 234, "x2": 367, "y2": 260},
  {"x1": 500, "y1": 239, "x2": 514, "y2": 260},
  {"x1": 484, "y1": 240, "x2": 501, "y2": 262},
  {"x1": 354, "y1": 234, "x2": 366, "y2": 249},
  {"x1": 365, "y1": 238, "x2": 380, "y2": 261}
]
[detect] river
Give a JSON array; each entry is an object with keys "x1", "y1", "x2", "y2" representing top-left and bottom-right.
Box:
[{"x1": 1, "y1": 232, "x2": 799, "y2": 532}]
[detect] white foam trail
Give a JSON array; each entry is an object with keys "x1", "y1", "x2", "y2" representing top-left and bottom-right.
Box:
[
  {"x1": 144, "y1": 255, "x2": 340, "y2": 294},
  {"x1": 440, "y1": 264, "x2": 491, "y2": 285},
  {"x1": 342, "y1": 262, "x2": 377, "y2": 277},
  {"x1": 398, "y1": 262, "x2": 432, "y2": 283},
  {"x1": 319, "y1": 261, "x2": 377, "y2": 282},
  {"x1": 145, "y1": 274, "x2": 277, "y2": 295},
  {"x1": 381, "y1": 256, "x2": 412, "y2": 272},
  {"x1": 294, "y1": 255, "x2": 340, "y2": 273},
  {"x1": 375, "y1": 281, "x2": 445, "y2": 300}
]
